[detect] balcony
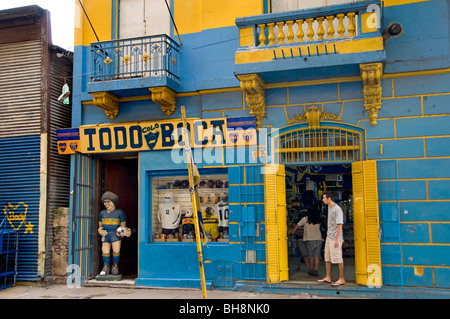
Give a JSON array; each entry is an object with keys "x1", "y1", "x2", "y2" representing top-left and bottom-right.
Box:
[
  {"x1": 234, "y1": 0, "x2": 386, "y2": 130},
  {"x1": 234, "y1": 0, "x2": 385, "y2": 83},
  {"x1": 87, "y1": 34, "x2": 180, "y2": 119}
]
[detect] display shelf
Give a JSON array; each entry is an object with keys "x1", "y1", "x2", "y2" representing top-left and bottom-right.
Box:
[{"x1": 151, "y1": 174, "x2": 229, "y2": 243}]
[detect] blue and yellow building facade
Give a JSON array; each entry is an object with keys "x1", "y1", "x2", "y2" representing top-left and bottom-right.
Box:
[{"x1": 69, "y1": 0, "x2": 450, "y2": 298}]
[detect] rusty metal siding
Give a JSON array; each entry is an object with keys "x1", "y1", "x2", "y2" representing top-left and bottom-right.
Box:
[
  {"x1": 48, "y1": 49, "x2": 73, "y2": 210},
  {"x1": 0, "y1": 6, "x2": 73, "y2": 282},
  {"x1": 0, "y1": 40, "x2": 42, "y2": 138},
  {"x1": 44, "y1": 48, "x2": 73, "y2": 279}
]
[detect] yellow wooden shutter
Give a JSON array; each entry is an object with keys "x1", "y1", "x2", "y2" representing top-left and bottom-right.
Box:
[
  {"x1": 352, "y1": 160, "x2": 382, "y2": 287},
  {"x1": 264, "y1": 164, "x2": 289, "y2": 283}
]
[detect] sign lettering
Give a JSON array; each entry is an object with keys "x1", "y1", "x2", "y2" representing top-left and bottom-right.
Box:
[{"x1": 71, "y1": 117, "x2": 256, "y2": 154}]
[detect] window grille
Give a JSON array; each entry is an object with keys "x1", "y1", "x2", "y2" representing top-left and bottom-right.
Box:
[{"x1": 275, "y1": 127, "x2": 362, "y2": 164}]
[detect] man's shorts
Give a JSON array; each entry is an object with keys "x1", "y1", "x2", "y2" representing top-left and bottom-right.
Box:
[
  {"x1": 324, "y1": 237, "x2": 343, "y2": 264},
  {"x1": 306, "y1": 240, "x2": 323, "y2": 258},
  {"x1": 297, "y1": 239, "x2": 308, "y2": 257},
  {"x1": 102, "y1": 231, "x2": 121, "y2": 243}
]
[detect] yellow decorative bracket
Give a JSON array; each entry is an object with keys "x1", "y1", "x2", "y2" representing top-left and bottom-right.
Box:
[
  {"x1": 288, "y1": 106, "x2": 341, "y2": 129},
  {"x1": 360, "y1": 63, "x2": 383, "y2": 127},
  {"x1": 149, "y1": 86, "x2": 177, "y2": 116},
  {"x1": 237, "y1": 74, "x2": 266, "y2": 130},
  {"x1": 91, "y1": 92, "x2": 120, "y2": 120}
]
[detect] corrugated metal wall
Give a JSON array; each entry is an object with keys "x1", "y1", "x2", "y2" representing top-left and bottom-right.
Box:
[
  {"x1": 0, "y1": 15, "x2": 73, "y2": 282},
  {"x1": 0, "y1": 40, "x2": 42, "y2": 138},
  {"x1": 0, "y1": 135, "x2": 41, "y2": 281},
  {"x1": 0, "y1": 38, "x2": 43, "y2": 282},
  {"x1": 44, "y1": 49, "x2": 73, "y2": 279}
]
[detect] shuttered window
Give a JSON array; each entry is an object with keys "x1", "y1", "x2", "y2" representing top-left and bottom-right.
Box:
[
  {"x1": 264, "y1": 164, "x2": 289, "y2": 283},
  {"x1": 352, "y1": 160, "x2": 382, "y2": 287}
]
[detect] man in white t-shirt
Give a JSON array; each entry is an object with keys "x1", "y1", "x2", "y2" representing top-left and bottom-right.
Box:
[{"x1": 317, "y1": 191, "x2": 345, "y2": 286}]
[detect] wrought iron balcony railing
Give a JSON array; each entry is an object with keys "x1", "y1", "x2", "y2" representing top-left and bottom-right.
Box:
[{"x1": 91, "y1": 34, "x2": 179, "y2": 82}]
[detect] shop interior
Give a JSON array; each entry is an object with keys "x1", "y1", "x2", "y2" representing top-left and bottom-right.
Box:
[
  {"x1": 286, "y1": 164, "x2": 355, "y2": 283},
  {"x1": 151, "y1": 174, "x2": 229, "y2": 243},
  {"x1": 99, "y1": 157, "x2": 139, "y2": 279}
]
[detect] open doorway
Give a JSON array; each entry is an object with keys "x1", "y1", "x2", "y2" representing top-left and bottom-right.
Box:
[
  {"x1": 286, "y1": 164, "x2": 355, "y2": 283},
  {"x1": 98, "y1": 156, "x2": 139, "y2": 279}
]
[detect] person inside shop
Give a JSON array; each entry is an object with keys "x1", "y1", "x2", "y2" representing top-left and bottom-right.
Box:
[
  {"x1": 317, "y1": 191, "x2": 345, "y2": 286},
  {"x1": 290, "y1": 208, "x2": 323, "y2": 277},
  {"x1": 97, "y1": 191, "x2": 131, "y2": 276}
]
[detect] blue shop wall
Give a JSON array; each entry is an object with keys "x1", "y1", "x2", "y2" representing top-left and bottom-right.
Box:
[
  {"x1": 71, "y1": 0, "x2": 450, "y2": 293},
  {"x1": 383, "y1": 0, "x2": 450, "y2": 73},
  {"x1": 136, "y1": 147, "x2": 267, "y2": 288}
]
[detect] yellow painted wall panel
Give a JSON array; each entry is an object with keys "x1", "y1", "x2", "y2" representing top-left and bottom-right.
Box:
[
  {"x1": 383, "y1": 0, "x2": 429, "y2": 6},
  {"x1": 174, "y1": 0, "x2": 203, "y2": 35},
  {"x1": 75, "y1": 0, "x2": 112, "y2": 46},
  {"x1": 240, "y1": 27, "x2": 254, "y2": 47},
  {"x1": 235, "y1": 37, "x2": 384, "y2": 64},
  {"x1": 337, "y1": 37, "x2": 384, "y2": 54},
  {"x1": 174, "y1": 0, "x2": 263, "y2": 35}
]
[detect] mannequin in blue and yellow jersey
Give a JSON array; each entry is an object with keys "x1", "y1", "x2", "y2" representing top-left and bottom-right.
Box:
[
  {"x1": 98, "y1": 191, "x2": 128, "y2": 277},
  {"x1": 202, "y1": 206, "x2": 219, "y2": 240},
  {"x1": 181, "y1": 208, "x2": 195, "y2": 236}
]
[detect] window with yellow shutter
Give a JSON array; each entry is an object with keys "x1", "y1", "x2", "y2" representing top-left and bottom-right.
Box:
[
  {"x1": 264, "y1": 164, "x2": 289, "y2": 283},
  {"x1": 352, "y1": 160, "x2": 382, "y2": 287}
]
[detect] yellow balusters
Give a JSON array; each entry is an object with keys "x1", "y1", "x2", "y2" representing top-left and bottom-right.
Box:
[
  {"x1": 337, "y1": 13, "x2": 345, "y2": 38},
  {"x1": 317, "y1": 17, "x2": 325, "y2": 40},
  {"x1": 258, "y1": 24, "x2": 266, "y2": 46},
  {"x1": 286, "y1": 21, "x2": 295, "y2": 43},
  {"x1": 347, "y1": 12, "x2": 356, "y2": 37},
  {"x1": 276, "y1": 21, "x2": 285, "y2": 44},
  {"x1": 306, "y1": 18, "x2": 314, "y2": 41},
  {"x1": 296, "y1": 19, "x2": 304, "y2": 42},
  {"x1": 267, "y1": 22, "x2": 275, "y2": 45},
  {"x1": 326, "y1": 16, "x2": 335, "y2": 39},
  {"x1": 248, "y1": 11, "x2": 359, "y2": 47}
]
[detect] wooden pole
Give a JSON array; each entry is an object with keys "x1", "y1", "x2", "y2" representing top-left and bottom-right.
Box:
[{"x1": 180, "y1": 106, "x2": 207, "y2": 299}]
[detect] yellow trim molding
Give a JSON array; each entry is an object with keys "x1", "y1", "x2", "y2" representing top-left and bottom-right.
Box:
[
  {"x1": 235, "y1": 37, "x2": 384, "y2": 64},
  {"x1": 360, "y1": 62, "x2": 383, "y2": 127},
  {"x1": 91, "y1": 91, "x2": 120, "y2": 120},
  {"x1": 149, "y1": 86, "x2": 177, "y2": 116},
  {"x1": 288, "y1": 106, "x2": 342, "y2": 128},
  {"x1": 237, "y1": 74, "x2": 266, "y2": 130}
]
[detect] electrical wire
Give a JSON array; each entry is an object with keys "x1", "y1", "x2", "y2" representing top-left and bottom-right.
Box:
[
  {"x1": 164, "y1": 0, "x2": 182, "y2": 45},
  {"x1": 77, "y1": 0, "x2": 100, "y2": 42}
]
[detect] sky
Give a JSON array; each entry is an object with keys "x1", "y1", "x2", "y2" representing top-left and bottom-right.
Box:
[{"x1": 0, "y1": 0, "x2": 75, "y2": 51}]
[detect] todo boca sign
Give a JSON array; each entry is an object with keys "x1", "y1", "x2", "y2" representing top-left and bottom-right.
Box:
[{"x1": 75, "y1": 117, "x2": 256, "y2": 154}]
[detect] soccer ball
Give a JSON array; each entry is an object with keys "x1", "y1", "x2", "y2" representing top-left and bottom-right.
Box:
[{"x1": 116, "y1": 226, "x2": 130, "y2": 238}]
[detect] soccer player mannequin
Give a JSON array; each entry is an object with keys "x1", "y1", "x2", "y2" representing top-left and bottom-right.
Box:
[
  {"x1": 98, "y1": 191, "x2": 129, "y2": 276},
  {"x1": 158, "y1": 193, "x2": 181, "y2": 237}
]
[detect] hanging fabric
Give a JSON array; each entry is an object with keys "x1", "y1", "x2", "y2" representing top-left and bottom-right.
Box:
[{"x1": 58, "y1": 83, "x2": 70, "y2": 105}]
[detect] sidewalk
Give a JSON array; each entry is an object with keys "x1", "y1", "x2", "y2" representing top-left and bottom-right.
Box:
[{"x1": 0, "y1": 282, "x2": 323, "y2": 299}]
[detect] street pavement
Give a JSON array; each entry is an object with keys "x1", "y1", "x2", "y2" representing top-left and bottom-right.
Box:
[{"x1": 0, "y1": 283, "x2": 321, "y2": 299}]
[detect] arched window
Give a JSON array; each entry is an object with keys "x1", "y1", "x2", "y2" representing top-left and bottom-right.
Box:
[{"x1": 275, "y1": 127, "x2": 362, "y2": 164}]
